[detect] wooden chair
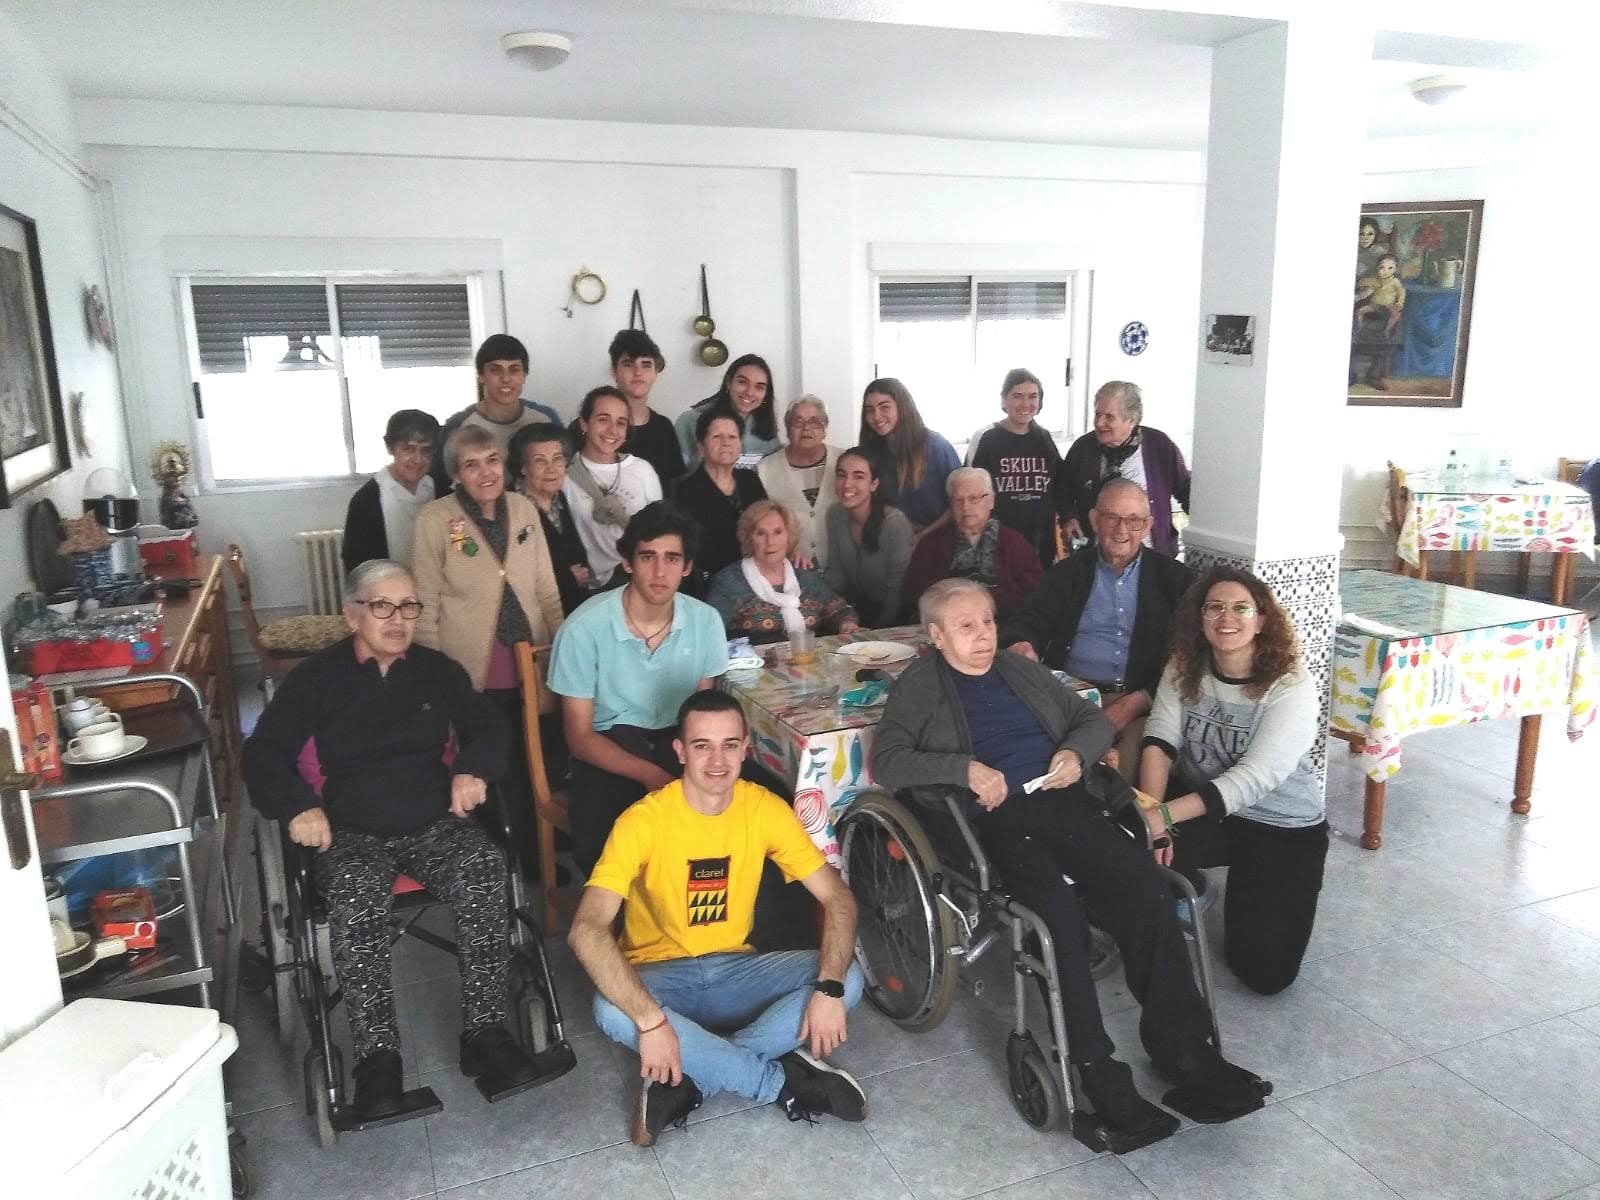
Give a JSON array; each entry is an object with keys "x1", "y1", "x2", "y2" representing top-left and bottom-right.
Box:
[
  {"x1": 1513, "y1": 458, "x2": 1592, "y2": 598},
  {"x1": 1385, "y1": 461, "x2": 1414, "y2": 576},
  {"x1": 226, "y1": 543, "x2": 348, "y2": 697},
  {"x1": 1557, "y1": 457, "x2": 1587, "y2": 485},
  {"x1": 514, "y1": 641, "x2": 573, "y2": 932}
]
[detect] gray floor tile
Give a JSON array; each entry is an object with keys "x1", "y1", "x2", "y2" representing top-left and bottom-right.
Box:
[
  {"x1": 435, "y1": 1143, "x2": 671, "y2": 1198},
  {"x1": 652, "y1": 1101, "x2": 910, "y2": 1199},
  {"x1": 1313, "y1": 848, "x2": 1517, "y2": 935},
  {"x1": 1420, "y1": 908, "x2": 1600, "y2": 1016},
  {"x1": 1555, "y1": 1188, "x2": 1600, "y2": 1200},
  {"x1": 1397, "y1": 825, "x2": 1600, "y2": 907},
  {"x1": 1207, "y1": 981, "x2": 1417, "y2": 1101},
  {"x1": 831, "y1": 992, "x2": 997, "y2": 1081},
  {"x1": 1300, "y1": 940, "x2": 1549, "y2": 1054},
  {"x1": 1300, "y1": 885, "x2": 1409, "y2": 963},
  {"x1": 975, "y1": 1155, "x2": 1156, "y2": 1198},
  {"x1": 1569, "y1": 1005, "x2": 1600, "y2": 1037},
  {"x1": 1533, "y1": 888, "x2": 1600, "y2": 939},
  {"x1": 863, "y1": 1049, "x2": 1096, "y2": 1200},
  {"x1": 1435, "y1": 1017, "x2": 1600, "y2": 1163},
  {"x1": 234, "y1": 1096, "x2": 437, "y2": 1200},
  {"x1": 421, "y1": 1032, "x2": 632, "y2": 1191},
  {"x1": 393, "y1": 905, "x2": 464, "y2": 986},
  {"x1": 1325, "y1": 774, "x2": 1508, "y2": 853},
  {"x1": 1121, "y1": 1104, "x2": 1399, "y2": 1200},
  {"x1": 227, "y1": 991, "x2": 308, "y2": 1116},
  {"x1": 1288, "y1": 1058, "x2": 1599, "y2": 1200},
  {"x1": 397, "y1": 974, "x2": 465, "y2": 1076}
]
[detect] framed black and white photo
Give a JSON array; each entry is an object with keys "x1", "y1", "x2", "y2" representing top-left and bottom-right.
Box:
[
  {"x1": 0, "y1": 202, "x2": 70, "y2": 507},
  {"x1": 1202, "y1": 313, "x2": 1255, "y2": 366}
]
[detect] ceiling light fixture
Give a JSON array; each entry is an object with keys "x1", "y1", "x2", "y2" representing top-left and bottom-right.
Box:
[
  {"x1": 501, "y1": 30, "x2": 573, "y2": 72},
  {"x1": 1408, "y1": 74, "x2": 1469, "y2": 106}
]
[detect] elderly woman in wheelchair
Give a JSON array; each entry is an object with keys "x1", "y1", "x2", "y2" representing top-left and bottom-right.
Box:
[
  {"x1": 863, "y1": 577, "x2": 1269, "y2": 1152},
  {"x1": 244, "y1": 559, "x2": 568, "y2": 1134}
]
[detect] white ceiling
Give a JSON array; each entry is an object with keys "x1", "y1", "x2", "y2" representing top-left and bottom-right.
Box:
[{"x1": 2, "y1": 0, "x2": 1563, "y2": 150}]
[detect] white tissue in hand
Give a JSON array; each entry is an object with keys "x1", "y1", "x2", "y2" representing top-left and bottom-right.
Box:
[{"x1": 1023, "y1": 773, "x2": 1053, "y2": 794}]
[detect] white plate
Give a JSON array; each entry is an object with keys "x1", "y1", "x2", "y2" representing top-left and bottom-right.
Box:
[
  {"x1": 62, "y1": 735, "x2": 149, "y2": 766},
  {"x1": 834, "y1": 641, "x2": 916, "y2": 666}
]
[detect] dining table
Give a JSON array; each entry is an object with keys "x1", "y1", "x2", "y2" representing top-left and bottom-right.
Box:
[
  {"x1": 1330, "y1": 569, "x2": 1598, "y2": 849},
  {"x1": 1392, "y1": 474, "x2": 1595, "y2": 604},
  {"x1": 720, "y1": 625, "x2": 1100, "y2": 864}
]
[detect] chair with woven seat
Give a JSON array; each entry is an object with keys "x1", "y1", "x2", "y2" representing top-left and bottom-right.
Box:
[
  {"x1": 227, "y1": 542, "x2": 349, "y2": 697},
  {"x1": 514, "y1": 641, "x2": 573, "y2": 931}
]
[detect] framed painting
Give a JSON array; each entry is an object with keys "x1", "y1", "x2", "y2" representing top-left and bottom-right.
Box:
[
  {"x1": 0, "y1": 202, "x2": 70, "y2": 507},
  {"x1": 1347, "y1": 199, "x2": 1483, "y2": 409}
]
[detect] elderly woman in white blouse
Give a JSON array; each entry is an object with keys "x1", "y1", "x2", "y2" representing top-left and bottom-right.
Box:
[{"x1": 757, "y1": 395, "x2": 839, "y2": 567}]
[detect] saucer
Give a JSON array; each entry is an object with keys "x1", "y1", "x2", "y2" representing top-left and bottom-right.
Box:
[{"x1": 63, "y1": 735, "x2": 148, "y2": 767}]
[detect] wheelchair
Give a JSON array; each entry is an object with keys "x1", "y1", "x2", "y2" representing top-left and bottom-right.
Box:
[
  {"x1": 836, "y1": 763, "x2": 1222, "y2": 1152},
  {"x1": 247, "y1": 787, "x2": 576, "y2": 1148}
]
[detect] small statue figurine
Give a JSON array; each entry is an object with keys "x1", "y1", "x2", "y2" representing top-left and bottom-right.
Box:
[{"x1": 149, "y1": 440, "x2": 199, "y2": 529}]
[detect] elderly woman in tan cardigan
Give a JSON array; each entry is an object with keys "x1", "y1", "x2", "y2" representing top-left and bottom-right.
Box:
[{"x1": 413, "y1": 424, "x2": 564, "y2": 874}]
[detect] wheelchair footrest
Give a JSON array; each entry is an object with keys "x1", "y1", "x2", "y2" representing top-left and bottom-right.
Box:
[
  {"x1": 474, "y1": 1040, "x2": 578, "y2": 1103},
  {"x1": 1071, "y1": 1108, "x2": 1178, "y2": 1156},
  {"x1": 331, "y1": 1086, "x2": 443, "y2": 1132}
]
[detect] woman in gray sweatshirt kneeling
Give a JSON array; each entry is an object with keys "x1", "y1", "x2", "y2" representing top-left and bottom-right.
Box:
[{"x1": 1139, "y1": 565, "x2": 1325, "y2": 996}]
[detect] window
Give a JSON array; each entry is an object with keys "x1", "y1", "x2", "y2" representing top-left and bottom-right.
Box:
[
  {"x1": 873, "y1": 275, "x2": 1078, "y2": 449},
  {"x1": 182, "y1": 275, "x2": 483, "y2": 485}
]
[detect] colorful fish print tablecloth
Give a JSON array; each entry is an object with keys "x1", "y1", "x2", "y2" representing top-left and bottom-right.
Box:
[
  {"x1": 722, "y1": 627, "x2": 1099, "y2": 864},
  {"x1": 1331, "y1": 570, "x2": 1598, "y2": 781},
  {"x1": 1395, "y1": 480, "x2": 1595, "y2": 568}
]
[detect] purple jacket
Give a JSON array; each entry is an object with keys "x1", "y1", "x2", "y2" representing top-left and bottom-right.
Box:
[
  {"x1": 902, "y1": 522, "x2": 1043, "y2": 621},
  {"x1": 1059, "y1": 425, "x2": 1191, "y2": 558}
]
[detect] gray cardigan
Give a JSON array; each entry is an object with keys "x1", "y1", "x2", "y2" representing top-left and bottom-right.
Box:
[
  {"x1": 823, "y1": 503, "x2": 914, "y2": 627},
  {"x1": 873, "y1": 651, "x2": 1115, "y2": 808}
]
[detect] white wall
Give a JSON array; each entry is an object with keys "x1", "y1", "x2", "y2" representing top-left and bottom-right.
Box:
[
  {"x1": 84, "y1": 100, "x2": 1205, "y2": 624},
  {"x1": 1338, "y1": 127, "x2": 1600, "y2": 573},
  {"x1": 0, "y1": 12, "x2": 131, "y2": 611}
]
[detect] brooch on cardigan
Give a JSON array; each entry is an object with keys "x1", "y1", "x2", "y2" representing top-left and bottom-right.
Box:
[{"x1": 448, "y1": 516, "x2": 479, "y2": 557}]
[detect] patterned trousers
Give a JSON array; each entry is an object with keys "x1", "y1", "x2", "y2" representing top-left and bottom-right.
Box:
[{"x1": 315, "y1": 815, "x2": 510, "y2": 1060}]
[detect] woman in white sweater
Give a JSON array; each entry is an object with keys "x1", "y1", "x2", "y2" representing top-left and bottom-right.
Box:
[{"x1": 1138, "y1": 565, "x2": 1325, "y2": 995}]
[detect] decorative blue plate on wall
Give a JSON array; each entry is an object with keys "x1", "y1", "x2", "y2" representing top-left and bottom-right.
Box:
[{"x1": 1119, "y1": 321, "x2": 1149, "y2": 355}]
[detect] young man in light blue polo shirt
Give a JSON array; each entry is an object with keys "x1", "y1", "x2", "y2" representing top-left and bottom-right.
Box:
[{"x1": 549, "y1": 501, "x2": 729, "y2": 872}]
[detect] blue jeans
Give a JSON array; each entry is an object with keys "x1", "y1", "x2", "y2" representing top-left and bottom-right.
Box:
[{"x1": 593, "y1": 950, "x2": 866, "y2": 1102}]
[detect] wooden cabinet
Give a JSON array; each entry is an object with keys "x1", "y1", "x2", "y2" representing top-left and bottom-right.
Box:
[{"x1": 92, "y1": 554, "x2": 242, "y2": 809}]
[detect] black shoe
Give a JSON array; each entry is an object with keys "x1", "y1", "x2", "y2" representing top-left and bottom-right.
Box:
[
  {"x1": 631, "y1": 1076, "x2": 703, "y2": 1147},
  {"x1": 1078, "y1": 1057, "x2": 1178, "y2": 1150},
  {"x1": 776, "y1": 1050, "x2": 868, "y2": 1124},
  {"x1": 1154, "y1": 1042, "x2": 1271, "y2": 1124},
  {"x1": 460, "y1": 1025, "x2": 540, "y2": 1101},
  {"x1": 350, "y1": 1049, "x2": 405, "y2": 1121}
]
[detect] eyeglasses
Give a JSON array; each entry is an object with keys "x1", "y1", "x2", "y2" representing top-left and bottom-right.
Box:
[
  {"x1": 528, "y1": 453, "x2": 567, "y2": 469},
  {"x1": 1201, "y1": 601, "x2": 1258, "y2": 621},
  {"x1": 1097, "y1": 514, "x2": 1150, "y2": 531},
  {"x1": 355, "y1": 599, "x2": 425, "y2": 620},
  {"x1": 790, "y1": 417, "x2": 827, "y2": 430}
]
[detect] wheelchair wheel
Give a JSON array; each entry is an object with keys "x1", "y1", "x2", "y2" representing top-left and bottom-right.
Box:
[
  {"x1": 838, "y1": 791, "x2": 958, "y2": 1031},
  {"x1": 303, "y1": 1048, "x2": 341, "y2": 1150},
  {"x1": 511, "y1": 956, "x2": 552, "y2": 1054},
  {"x1": 1006, "y1": 1035, "x2": 1065, "y2": 1132}
]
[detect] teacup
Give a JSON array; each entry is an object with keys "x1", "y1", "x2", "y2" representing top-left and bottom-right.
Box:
[
  {"x1": 62, "y1": 699, "x2": 112, "y2": 733},
  {"x1": 69, "y1": 718, "x2": 127, "y2": 761}
]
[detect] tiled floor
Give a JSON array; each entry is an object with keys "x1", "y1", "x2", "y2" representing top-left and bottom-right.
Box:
[{"x1": 227, "y1": 707, "x2": 1600, "y2": 1199}]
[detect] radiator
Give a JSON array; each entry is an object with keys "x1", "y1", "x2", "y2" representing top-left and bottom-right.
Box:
[{"x1": 294, "y1": 529, "x2": 346, "y2": 615}]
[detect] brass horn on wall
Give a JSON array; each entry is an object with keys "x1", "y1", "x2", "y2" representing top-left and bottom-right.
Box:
[{"x1": 694, "y1": 264, "x2": 728, "y2": 367}]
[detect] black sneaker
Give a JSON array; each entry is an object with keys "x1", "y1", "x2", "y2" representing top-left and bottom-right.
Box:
[
  {"x1": 350, "y1": 1049, "x2": 405, "y2": 1121},
  {"x1": 631, "y1": 1076, "x2": 703, "y2": 1147},
  {"x1": 460, "y1": 1025, "x2": 542, "y2": 1101},
  {"x1": 1155, "y1": 1042, "x2": 1271, "y2": 1124},
  {"x1": 776, "y1": 1050, "x2": 868, "y2": 1124},
  {"x1": 1078, "y1": 1056, "x2": 1178, "y2": 1150}
]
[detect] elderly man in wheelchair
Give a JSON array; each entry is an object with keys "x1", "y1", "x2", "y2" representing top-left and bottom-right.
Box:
[
  {"x1": 869, "y1": 578, "x2": 1269, "y2": 1151},
  {"x1": 243, "y1": 558, "x2": 556, "y2": 1128}
]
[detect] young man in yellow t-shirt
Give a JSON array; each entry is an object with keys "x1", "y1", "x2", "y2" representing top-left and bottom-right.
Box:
[{"x1": 568, "y1": 690, "x2": 866, "y2": 1147}]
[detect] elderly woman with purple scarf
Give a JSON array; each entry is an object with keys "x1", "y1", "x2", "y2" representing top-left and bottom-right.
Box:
[{"x1": 1059, "y1": 381, "x2": 1190, "y2": 559}]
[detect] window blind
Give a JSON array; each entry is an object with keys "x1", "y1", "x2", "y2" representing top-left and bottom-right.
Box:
[
  {"x1": 191, "y1": 283, "x2": 331, "y2": 373},
  {"x1": 878, "y1": 279, "x2": 972, "y2": 322},
  {"x1": 335, "y1": 283, "x2": 473, "y2": 368},
  {"x1": 976, "y1": 281, "x2": 1067, "y2": 321}
]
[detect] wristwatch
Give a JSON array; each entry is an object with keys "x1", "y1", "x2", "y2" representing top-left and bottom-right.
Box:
[{"x1": 811, "y1": 978, "x2": 845, "y2": 999}]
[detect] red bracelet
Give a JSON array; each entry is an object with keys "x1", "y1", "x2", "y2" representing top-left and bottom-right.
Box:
[{"x1": 638, "y1": 1015, "x2": 669, "y2": 1036}]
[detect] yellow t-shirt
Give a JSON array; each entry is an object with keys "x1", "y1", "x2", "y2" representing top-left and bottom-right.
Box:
[{"x1": 586, "y1": 778, "x2": 826, "y2": 966}]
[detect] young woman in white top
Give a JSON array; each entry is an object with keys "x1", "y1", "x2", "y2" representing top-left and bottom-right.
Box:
[
  {"x1": 1138, "y1": 565, "x2": 1325, "y2": 996},
  {"x1": 562, "y1": 386, "x2": 663, "y2": 587}
]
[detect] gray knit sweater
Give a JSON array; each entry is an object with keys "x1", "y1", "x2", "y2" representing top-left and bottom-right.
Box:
[
  {"x1": 873, "y1": 651, "x2": 1114, "y2": 807},
  {"x1": 1142, "y1": 662, "x2": 1323, "y2": 829}
]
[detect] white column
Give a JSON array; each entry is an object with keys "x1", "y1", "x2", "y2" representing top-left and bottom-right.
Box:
[{"x1": 1186, "y1": 15, "x2": 1373, "y2": 796}]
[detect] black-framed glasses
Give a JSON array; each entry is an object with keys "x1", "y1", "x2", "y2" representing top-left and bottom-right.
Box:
[
  {"x1": 355, "y1": 599, "x2": 424, "y2": 620},
  {"x1": 1201, "y1": 601, "x2": 1257, "y2": 621},
  {"x1": 1098, "y1": 514, "x2": 1150, "y2": 531}
]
